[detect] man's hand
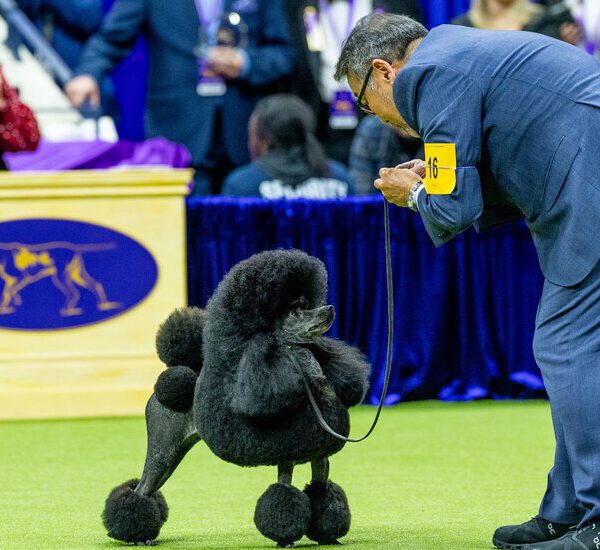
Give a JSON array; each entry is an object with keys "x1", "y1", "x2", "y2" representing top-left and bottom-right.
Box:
[
  {"x1": 207, "y1": 46, "x2": 245, "y2": 79},
  {"x1": 64, "y1": 75, "x2": 100, "y2": 109},
  {"x1": 374, "y1": 167, "x2": 422, "y2": 207},
  {"x1": 396, "y1": 158, "x2": 426, "y2": 178}
]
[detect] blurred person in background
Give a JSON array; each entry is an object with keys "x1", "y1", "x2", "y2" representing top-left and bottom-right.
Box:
[
  {"x1": 565, "y1": 0, "x2": 600, "y2": 56},
  {"x1": 0, "y1": 65, "x2": 40, "y2": 168},
  {"x1": 284, "y1": 0, "x2": 422, "y2": 165},
  {"x1": 64, "y1": 0, "x2": 294, "y2": 195},
  {"x1": 452, "y1": 0, "x2": 581, "y2": 44},
  {"x1": 221, "y1": 94, "x2": 353, "y2": 198},
  {"x1": 349, "y1": 115, "x2": 422, "y2": 194},
  {"x1": 9, "y1": 0, "x2": 118, "y2": 118}
]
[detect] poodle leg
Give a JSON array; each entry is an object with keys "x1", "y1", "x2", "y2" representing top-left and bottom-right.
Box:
[
  {"x1": 137, "y1": 395, "x2": 200, "y2": 495},
  {"x1": 304, "y1": 458, "x2": 351, "y2": 545},
  {"x1": 102, "y1": 395, "x2": 200, "y2": 545},
  {"x1": 254, "y1": 462, "x2": 311, "y2": 548}
]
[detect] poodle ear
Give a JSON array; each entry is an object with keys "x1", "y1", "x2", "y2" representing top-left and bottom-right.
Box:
[
  {"x1": 231, "y1": 334, "x2": 306, "y2": 419},
  {"x1": 309, "y1": 337, "x2": 371, "y2": 408}
]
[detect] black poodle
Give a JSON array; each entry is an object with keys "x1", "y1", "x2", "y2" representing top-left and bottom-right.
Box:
[{"x1": 102, "y1": 249, "x2": 371, "y2": 547}]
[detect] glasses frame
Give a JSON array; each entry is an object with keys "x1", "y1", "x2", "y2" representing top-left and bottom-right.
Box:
[{"x1": 356, "y1": 66, "x2": 375, "y2": 115}]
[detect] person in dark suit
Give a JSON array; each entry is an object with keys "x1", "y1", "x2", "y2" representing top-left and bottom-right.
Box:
[
  {"x1": 11, "y1": 0, "x2": 118, "y2": 119},
  {"x1": 65, "y1": 0, "x2": 294, "y2": 195},
  {"x1": 284, "y1": 0, "x2": 422, "y2": 165},
  {"x1": 336, "y1": 13, "x2": 600, "y2": 550}
]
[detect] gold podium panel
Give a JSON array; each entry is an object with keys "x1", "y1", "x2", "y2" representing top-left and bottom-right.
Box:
[{"x1": 0, "y1": 169, "x2": 192, "y2": 420}]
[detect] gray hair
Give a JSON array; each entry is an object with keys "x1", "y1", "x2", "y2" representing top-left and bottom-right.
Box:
[{"x1": 335, "y1": 13, "x2": 428, "y2": 82}]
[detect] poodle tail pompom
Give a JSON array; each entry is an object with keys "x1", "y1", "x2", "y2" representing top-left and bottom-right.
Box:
[
  {"x1": 154, "y1": 365, "x2": 198, "y2": 412},
  {"x1": 156, "y1": 307, "x2": 205, "y2": 373},
  {"x1": 102, "y1": 479, "x2": 168, "y2": 544}
]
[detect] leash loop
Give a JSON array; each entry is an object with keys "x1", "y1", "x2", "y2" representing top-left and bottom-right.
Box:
[{"x1": 298, "y1": 199, "x2": 394, "y2": 443}]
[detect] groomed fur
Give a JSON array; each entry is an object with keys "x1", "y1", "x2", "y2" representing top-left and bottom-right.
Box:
[
  {"x1": 309, "y1": 337, "x2": 370, "y2": 407},
  {"x1": 102, "y1": 479, "x2": 168, "y2": 543},
  {"x1": 211, "y1": 249, "x2": 328, "y2": 338},
  {"x1": 230, "y1": 332, "x2": 305, "y2": 419},
  {"x1": 154, "y1": 366, "x2": 198, "y2": 412},
  {"x1": 155, "y1": 307, "x2": 205, "y2": 372},
  {"x1": 304, "y1": 480, "x2": 350, "y2": 544},
  {"x1": 254, "y1": 483, "x2": 311, "y2": 546},
  {"x1": 196, "y1": 250, "x2": 357, "y2": 466}
]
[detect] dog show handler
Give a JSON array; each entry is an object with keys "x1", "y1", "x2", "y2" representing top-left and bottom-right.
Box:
[{"x1": 335, "y1": 13, "x2": 600, "y2": 550}]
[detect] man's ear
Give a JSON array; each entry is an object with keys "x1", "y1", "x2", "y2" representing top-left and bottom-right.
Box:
[{"x1": 372, "y1": 58, "x2": 397, "y2": 83}]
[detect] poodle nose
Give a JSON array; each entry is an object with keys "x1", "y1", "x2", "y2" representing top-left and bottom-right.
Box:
[{"x1": 325, "y1": 305, "x2": 334, "y2": 314}]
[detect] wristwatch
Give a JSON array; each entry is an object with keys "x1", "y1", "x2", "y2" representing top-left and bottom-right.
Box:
[{"x1": 407, "y1": 180, "x2": 424, "y2": 212}]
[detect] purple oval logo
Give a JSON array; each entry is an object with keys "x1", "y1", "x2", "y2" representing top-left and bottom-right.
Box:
[{"x1": 0, "y1": 219, "x2": 158, "y2": 331}]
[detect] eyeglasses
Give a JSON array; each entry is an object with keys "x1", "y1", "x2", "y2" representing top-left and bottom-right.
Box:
[{"x1": 356, "y1": 66, "x2": 374, "y2": 115}]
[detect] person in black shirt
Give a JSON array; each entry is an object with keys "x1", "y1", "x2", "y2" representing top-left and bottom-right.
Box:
[{"x1": 452, "y1": 0, "x2": 580, "y2": 43}]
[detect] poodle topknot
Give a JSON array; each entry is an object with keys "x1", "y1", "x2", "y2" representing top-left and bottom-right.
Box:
[{"x1": 214, "y1": 249, "x2": 328, "y2": 337}]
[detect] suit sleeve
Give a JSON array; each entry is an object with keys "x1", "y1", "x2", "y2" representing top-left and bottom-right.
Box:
[
  {"x1": 42, "y1": 0, "x2": 103, "y2": 35},
  {"x1": 239, "y1": 0, "x2": 295, "y2": 88},
  {"x1": 75, "y1": 0, "x2": 146, "y2": 82},
  {"x1": 409, "y1": 65, "x2": 484, "y2": 246}
]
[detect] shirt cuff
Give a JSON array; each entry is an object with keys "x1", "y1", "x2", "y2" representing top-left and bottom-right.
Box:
[
  {"x1": 237, "y1": 48, "x2": 251, "y2": 78},
  {"x1": 414, "y1": 183, "x2": 427, "y2": 212}
]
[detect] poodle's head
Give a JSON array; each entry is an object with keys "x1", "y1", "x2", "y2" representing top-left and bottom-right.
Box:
[
  {"x1": 206, "y1": 249, "x2": 331, "y2": 341},
  {"x1": 281, "y1": 298, "x2": 335, "y2": 344}
]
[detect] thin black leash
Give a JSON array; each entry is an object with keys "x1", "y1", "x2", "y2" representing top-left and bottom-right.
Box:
[{"x1": 298, "y1": 199, "x2": 394, "y2": 442}]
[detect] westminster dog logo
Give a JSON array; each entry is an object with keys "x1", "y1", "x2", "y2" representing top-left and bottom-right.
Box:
[{"x1": 0, "y1": 241, "x2": 123, "y2": 317}]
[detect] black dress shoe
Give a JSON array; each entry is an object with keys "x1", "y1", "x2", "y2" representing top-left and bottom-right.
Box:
[
  {"x1": 522, "y1": 521, "x2": 600, "y2": 549},
  {"x1": 493, "y1": 516, "x2": 575, "y2": 549}
]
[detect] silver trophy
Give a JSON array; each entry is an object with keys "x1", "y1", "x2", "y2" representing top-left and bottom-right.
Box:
[
  {"x1": 195, "y1": 11, "x2": 249, "y2": 96},
  {"x1": 196, "y1": 11, "x2": 249, "y2": 60}
]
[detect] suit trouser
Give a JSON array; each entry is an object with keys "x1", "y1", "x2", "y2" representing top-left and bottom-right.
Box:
[{"x1": 534, "y1": 259, "x2": 600, "y2": 527}]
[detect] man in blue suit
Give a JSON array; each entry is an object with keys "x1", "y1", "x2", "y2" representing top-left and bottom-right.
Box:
[
  {"x1": 336, "y1": 13, "x2": 600, "y2": 550},
  {"x1": 65, "y1": 0, "x2": 294, "y2": 194}
]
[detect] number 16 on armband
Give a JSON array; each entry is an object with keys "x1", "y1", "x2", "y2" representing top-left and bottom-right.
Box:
[{"x1": 424, "y1": 143, "x2": 457, "y2": 195}]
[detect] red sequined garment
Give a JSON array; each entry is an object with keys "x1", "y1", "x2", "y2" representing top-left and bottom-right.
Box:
[{"x1": 0, "y1": 66, "x2": 40, "y2": 153}]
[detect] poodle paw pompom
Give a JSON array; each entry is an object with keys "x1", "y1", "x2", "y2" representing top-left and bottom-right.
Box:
[
  {"x1": 254, "y1": 483, "x2": 311, "y2": 547},
  {"x1": 154, "y1": 365, "x2": 198, "y2": 412},
  {"x1": 102, "y1": 479, "x2": 168, "y2": 544},
  {"x1": 156, "y1": 307, "x2": 204, "y2": 372},
  {"x1": 303, "y1": 481, "x2": 350, "y2": 545}
]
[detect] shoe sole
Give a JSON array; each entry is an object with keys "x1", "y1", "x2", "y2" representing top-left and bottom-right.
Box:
[{"x1": 492, "y1": 536, "x2": 530, "y2": 550}]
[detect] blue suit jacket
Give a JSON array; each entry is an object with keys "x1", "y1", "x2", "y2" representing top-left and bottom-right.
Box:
[
  {"x1": 76, "y1": 0, "x2": 294, "y2": 167},
  {"x1": 394, "y1": 25, "x2": 600, "y2": 287}
]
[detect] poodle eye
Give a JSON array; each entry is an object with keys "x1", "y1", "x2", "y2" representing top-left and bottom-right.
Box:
[{"x1": 289, "y1": 297, "x2": 308, "y2": 313}]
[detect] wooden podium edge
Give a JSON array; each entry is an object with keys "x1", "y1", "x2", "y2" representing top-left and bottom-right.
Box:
[{"x1": 0, "y1": 168, "x2": 194, "y2": 199}]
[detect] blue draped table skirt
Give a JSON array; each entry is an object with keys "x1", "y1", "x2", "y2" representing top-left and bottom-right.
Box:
[{"x1": 186, "y1": 197, "x2": 546, "y2": 404}]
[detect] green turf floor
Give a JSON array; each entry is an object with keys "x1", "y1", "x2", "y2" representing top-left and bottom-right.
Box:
[{"x1": 0, "y1": 401, "x2": 555, "y2": 550}]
